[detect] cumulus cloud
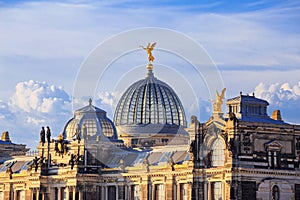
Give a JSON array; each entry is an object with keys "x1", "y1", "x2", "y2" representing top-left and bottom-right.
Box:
[
  {"x1": 0, "y1": 80, "x2": 72, "y2": 149},
  {"x1": 95, "y1": 91, "x2": 122, "y2": 118},
  {"x1": 255, "y1": 82, "x2": 300, "y2": 105},
  {"x1": 0, "y1": 0, "x2": 299, "y2": 146},
  {"x1": 254, "y1": 82, "x2": 300, "y2": 123},
  {"x1": 9, "y1": 80, "x2": 70, "y2": 113},
  {"x1": 26, "y1": 116, "x2": 46, "y2": 125}
]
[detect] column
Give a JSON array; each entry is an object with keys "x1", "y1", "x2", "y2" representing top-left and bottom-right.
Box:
[
  {"x1": 96, "y1": 186, "x2": 101, "y2": 200},
  {"x1": 125, "y1": 185, "x2": 129, "y2": 200},
  {"x1": 58, "y1": 188, "x2": 61, "y2": 200},
  {"x1": 207, "y1": 182, "x2": 211, "y2": 200},
  {"x1": 204, "y1": 181, "x2": 208, "y2": 200},
  {"x1": 173, "y1": 183, "x2": 177, "y2": 200},
  {"x1": 140, "y1": 184, "x2": 148, "y2": 200},
  {"x1": 78, "y1": 191, "x2": 83, "y2": 200},
  {"x1": 116, "y1": 185, "x2": 119, "y2": 200},
  {"x1": 165, "y1": 176, "x2": 174, "y2": 200},
  {"x1": 187, "y1": 183, "x2": 192, "y2": 200},
  {"x1": 176, "y1": 183, "x2": 180, "y2": 200},
  {"x1": 13, "y1": 190, "x2": 17, "y2": 200},
  {"x1": 148, "y1": 181, "x2": 152, "y2": 200},
  {"x1": 36, "y1": 189, "x2": 39, "y2": 200},
  {"x1": 73, "y1": 187, "x2": 76, "y2": 200},
  {"x1": 66, "y1": 187, "x2": 69, "y2": 200}
]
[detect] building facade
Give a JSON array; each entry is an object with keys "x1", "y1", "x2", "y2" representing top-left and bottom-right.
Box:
[
  {"x1": 191, "y1": 92, "x2": 300, "y2": 200},
  {"x1": 0, "y1": 62, "x2": 299, "y2": 200}
]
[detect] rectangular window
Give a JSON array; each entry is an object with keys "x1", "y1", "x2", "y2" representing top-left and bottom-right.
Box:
[
  {"x1": 32, "y1": 192, "x2": 36, "y2": 200},
  {"x1": 296, "y1": 184, "x2": 300, "y2": 200},
  {"x1": 107, "y1": 186, "x2": 116, "y2": 200},
  {"x1": 130, "y1": 185, "x2": 140, "y2": 200},
  {"x1": 180, "y1": 183, "x2": 188, "y2": 200},
  {"x1": 131, "y1": 139, "x2": 138, "y2": 145},
  {"x1": 69, "y1": 191, "x2": 73, "y2": 200},
  {"x1": 154, "y1": 184, "x2": 165, "y2": 200},
  {"x1": 212, "y1": 182, "x2": 222, "y2": 200},
  {"x1": 162, "y1": 139, "x2": 169, "y2": 143},
  {"x1": 268, "y1": 151, "x2": 280, "y2": 169},
  {"x1": 17, "y1": 190, "x2": 25, "y2": 200},
  {"x1": 55, "y1": 188, "x2": 58, "y2": 200},
  {"x1": 241, "y1": 181, "x2": 256, "y2": 200}
]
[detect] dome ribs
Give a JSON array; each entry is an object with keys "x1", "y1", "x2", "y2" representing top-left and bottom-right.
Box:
[
  {"x1": 116, "y1": 84, "x2": 132, "y2": 125},
  {"x1": 127, "y1": 82, "x2": 140, "y2": 125},
  {"x1": 157, "y1": 84, "x2": 173, "y2": 124},
  {"x1": 113, "y1": 69, "x2": 187, "y2": 127},
  {"x1": 64, "y1": 103, "x2": 118, "y2": 140},
  {"x1": 150, "y1": 83, "x2": 159, "y2": 124}
]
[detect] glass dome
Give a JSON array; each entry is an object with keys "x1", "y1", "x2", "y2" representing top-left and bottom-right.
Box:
[
  {"x1": 114, "y1": 64, "x2": 187, "y2": 127},
  {"x1": 63, "y1": 99, "x2": 117, "y2": 140}
]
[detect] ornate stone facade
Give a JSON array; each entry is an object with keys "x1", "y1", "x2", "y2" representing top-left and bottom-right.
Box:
[
  {"x1": 190, "y1": 92, "x2": 300, "y2": 200},
  {"x1": 0, "y1": 82, "x2": 299, "y2": 200}
]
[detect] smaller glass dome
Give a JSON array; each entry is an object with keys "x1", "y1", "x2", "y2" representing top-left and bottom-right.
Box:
[{"x1": 63, "y1": 99, "x2": 117, "y2": 140}]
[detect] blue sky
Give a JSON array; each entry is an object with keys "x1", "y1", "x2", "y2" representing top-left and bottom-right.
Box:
[{"x1": 0, "y1": 0, "x2": 299, "y2": 149}]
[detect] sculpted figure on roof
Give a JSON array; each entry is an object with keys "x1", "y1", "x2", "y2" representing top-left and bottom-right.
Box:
[
  {"x1": 140, "y1": 42, "x2": 156, "y2": 63},
  {"x1": 213, "y1": 88, "x2": 226, "y2": 113}
]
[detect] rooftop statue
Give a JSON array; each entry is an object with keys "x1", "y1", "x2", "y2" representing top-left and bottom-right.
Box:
[
  {"x1": 40, "y1": 127, "x2": 45, "y2": 144},
  {"x1": 213, "y1": 88, "x2": 226, "y2": 113},
  {"x1": 140, "y1": 42, "x2": 156, "y2": 63}
]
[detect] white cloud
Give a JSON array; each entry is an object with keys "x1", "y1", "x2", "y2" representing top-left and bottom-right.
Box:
[
  {"x1": 9, "y1": 80, "x2": 70, "y2": 113},
  {"x1": 254, "y1": 82, "x2": 300, "y2": 123},
  {"x1": 0, "y1": 0, "x2": 299, "y2": 101},
  {"x1": 0, "y1": 1, "x2": 299, "y2": 68},
  {"x1": 0, "y1": 80, "x2": 72, "y2": 149},
  {"x1": 255, "y1": 82, "x2": 300, "y2": 104},
  {"x1": 26, "y1": 116, "x2": 46, "y2": 125},
  {"x1": 96, "y1": 91, "x2": 122, "y2": 118},
  {"x1": 0, "y1": 1, "x2": 299, "y2": 145},
  {"x1": 97, "y1": 91, "x2": 118, "y2": 107}
]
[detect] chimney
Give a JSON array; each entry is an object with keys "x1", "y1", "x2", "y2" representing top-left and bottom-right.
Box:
[
  {"x1": 272, "y1": 110, "x2": 283, "y2": 122},
  {"x1": 1, "y1": 131, "x2": 11, "y2": 142}
]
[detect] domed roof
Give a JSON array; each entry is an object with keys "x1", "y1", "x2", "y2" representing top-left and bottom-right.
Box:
[
  {"x1": 63, "y1": 99, "x2": 117, "y2": 140},
  {"x1": 114, "y1": 64, "x2": 187, "y2": 127}
]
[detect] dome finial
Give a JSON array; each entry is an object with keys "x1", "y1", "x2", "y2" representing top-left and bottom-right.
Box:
[
  {"x1": 140, "y1": 42, "x2": 156, "y2": 64},
  {"x1": 88, "y1": 98, "x2": 92, "y2": 106}
]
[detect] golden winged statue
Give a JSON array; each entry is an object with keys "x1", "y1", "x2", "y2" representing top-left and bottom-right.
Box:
[
  {"x1": 140, "y1": 42, "x2": 156, "y2": 63},
  {"x1": 213, "y1": 88, "x2": 226, "y2": 113}
]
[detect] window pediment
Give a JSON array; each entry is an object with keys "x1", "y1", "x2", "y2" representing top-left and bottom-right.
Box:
[{"x1": 264, "y1": 140, "x2": 283, "y2": 151}]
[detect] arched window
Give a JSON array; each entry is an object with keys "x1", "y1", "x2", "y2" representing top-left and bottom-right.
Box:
[
  {"x1": 272, "y1": 185, "x2": 279, "y2": 200},
  {"x1": 211, "y1": 138, "x2": 225, "y2": 167}
]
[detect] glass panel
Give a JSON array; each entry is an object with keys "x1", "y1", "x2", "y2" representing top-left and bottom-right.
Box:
[
  {"x1": 212, "y1": 138, "x2": 225, "y2": 167},
  {"x1": 101, "y1": 120, "x2": 114, "y2": 138},
  {"x1": 84, "y1": 119, "x2": 97, "y2": 136}
]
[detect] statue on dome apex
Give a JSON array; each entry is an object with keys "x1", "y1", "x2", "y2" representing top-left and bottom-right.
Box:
[{"x1": 140, "y1": 42, "x2": 156, "y2": 63}]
